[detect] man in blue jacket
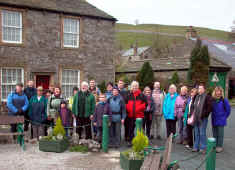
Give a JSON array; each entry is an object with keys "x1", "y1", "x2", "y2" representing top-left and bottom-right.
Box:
[{"x1": 7, "y1": 83, "x2": 29, "y2": 132}]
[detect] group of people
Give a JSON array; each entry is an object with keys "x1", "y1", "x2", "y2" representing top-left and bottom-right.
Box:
[{"x1": 6, "y1": 79, "x2": 231, "y2": 153}]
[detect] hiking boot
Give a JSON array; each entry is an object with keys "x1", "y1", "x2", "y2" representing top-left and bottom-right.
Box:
[
  {"x1": 216, "y1": 147, "x2": 223, "y2": 153},
  {"x1": 192, "y1": 148, "x2": 199, "y2": 152}
]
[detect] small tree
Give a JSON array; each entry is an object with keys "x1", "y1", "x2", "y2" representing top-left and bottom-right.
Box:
[
  {"x1": 53, "y1": 118, "x2": 66, "y2": 137},
  {"x1": 187, "y1": 39, "x2": 210, "y2": 86},
  {"x1": 97, "y1": 80, "x2": 106, "y2": 94},
  {"x1": 136, "y1": 62, "x2": 154, "y2": 90},
  {"x1": 169, "y1": 72, "x2": 180, "y2": 85}
]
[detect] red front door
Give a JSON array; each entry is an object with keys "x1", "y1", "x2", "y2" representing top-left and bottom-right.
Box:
[{"x1": 36, "y1": 75, "x2": 50, "y2": 90}]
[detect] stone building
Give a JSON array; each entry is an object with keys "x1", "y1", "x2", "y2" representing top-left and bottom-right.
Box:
[
  {"x1": 116, "y1": 39, "x2": 231, "y2": 96},
  {"x1": 0, "y1": 0, "x2": 116, "y2": 104}
]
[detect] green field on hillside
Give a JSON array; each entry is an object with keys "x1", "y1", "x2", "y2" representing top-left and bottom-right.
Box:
[
  {"x1": 116, "y1": 23, "x2": 229, "y2": 40},
  {"x1": 115, "y1": 23, "x2": 229, "y2": 50},
  {"x1": 115, "y1": 31, "x2": 185, "y2": 50}
]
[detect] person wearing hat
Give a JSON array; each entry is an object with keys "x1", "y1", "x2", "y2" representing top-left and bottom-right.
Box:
[
  {"x1": 107, "y1": 86, "x2": 126, "y2": 148},
  {"x1": 59, "y1": 100, "x2": 72, "y2": 137},
  {"x1": 28, "y1": 86, "x2": 48, "y2": 140},
  {"x1": 7, "y1": 83, "x2": 29, "y2": 133}
]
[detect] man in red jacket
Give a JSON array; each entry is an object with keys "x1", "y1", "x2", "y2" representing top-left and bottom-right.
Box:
[{"x1": 125, "y1": 81, "x2": 147, "y2": 146}]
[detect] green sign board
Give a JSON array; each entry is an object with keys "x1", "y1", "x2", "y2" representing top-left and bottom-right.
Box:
[{"x1": 209, "y1": 72, "x2": 227, "y2": 94}]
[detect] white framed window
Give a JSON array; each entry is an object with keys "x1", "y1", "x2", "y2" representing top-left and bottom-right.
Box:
[
  {"x1": 1, "y1": 68, "x2": 24, "y2": 101},
  {"x1": 61, "y1": 69, "x2": 80, "y2": 99},
  {"x1": 63, "y1": 18, "x2": 79, "y2": 48},
  {"x1": 2, "y1": 10, "x2": 22, "y2": 43}
]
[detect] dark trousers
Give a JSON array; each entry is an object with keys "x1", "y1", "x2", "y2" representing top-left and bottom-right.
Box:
[
  {"x1": 10, "y1": 124, "x2": 17, "y2": 133},
  {"x1": 166, "y1": 119, "x2": 176, "y2": 138},
  {"x1": 212, "y1": 126, "x2": 224, "y2": 147},
  {"x1": 186, "y1": 124, "x2": 194, "y2": 147},
  {"x1": 24, "y1": 112, "x2": 30, "y2": 132},
  {"x1": 76, "y1": 117, "x2": 92, "y2": 139},
  {"x1": 143, "y1": 114, "x2": 152, "y2": 138},
  {"x1": 124, "y1": 117, "x2": 129, "y2": 141},
  {"x1": 109, "y1": 121, "x2": 121, "y2": 146},
  {"x1": 126, "y1": 117, "x2": 136, "y2": 142},
  {"x1": 96, "y1": 127, "x2": 102, "y2": 143}
]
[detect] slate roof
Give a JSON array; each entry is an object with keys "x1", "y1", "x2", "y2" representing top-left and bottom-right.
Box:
[
  {"x1": 117, "y1": 56, "x2": 230, "y2": 73},
  {"x1": 122, "y1": 46, "x2": 150, "y2": 57},
  {"x1": 200, "y1": 39, "x2": 235, "y2": 69},
  {"x1": 0, "y1": 0, "x2": 116, "y2": 21},
  {"x1": 118, "y1": 39, "x2": 231, "y2": 73}
]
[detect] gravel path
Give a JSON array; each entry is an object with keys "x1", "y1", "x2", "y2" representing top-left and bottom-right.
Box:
[{"x1": 0, "y1": 143, "x2": 121, "y2": 170}]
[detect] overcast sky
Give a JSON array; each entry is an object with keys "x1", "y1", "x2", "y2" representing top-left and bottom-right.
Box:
[{"x1": 87, "y1": 0, "x2": 235, "y2": 31}]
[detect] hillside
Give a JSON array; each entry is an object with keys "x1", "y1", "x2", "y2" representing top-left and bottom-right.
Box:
[{"x1": 115, "y1": 23, "x2": 230, "y2": 50}]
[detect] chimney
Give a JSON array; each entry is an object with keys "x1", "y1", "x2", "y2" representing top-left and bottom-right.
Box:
[
  {"x1": 186, "y1": 26, "x2": 198, "y2": 39},
  {"x1": 133, "y1": 42, "x2": 138, "y2": 56}
]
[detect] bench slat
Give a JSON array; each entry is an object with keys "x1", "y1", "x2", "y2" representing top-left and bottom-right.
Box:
[
  {"x1": 150, "y1": 154, "x2": 161, "y2": 170},
  {"x1": 0, "y1": 116, "x2": 24, "y2": 124},
  {"x1": 0, "y1": 132, "x2": 26, "y2": 136}
]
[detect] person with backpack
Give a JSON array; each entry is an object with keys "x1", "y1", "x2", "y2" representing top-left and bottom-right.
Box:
[
  {"x1": 211, "y1": 86, "x2": 231, "y2": 153},
  {"x1": 126, "y1": 81, "x2": 147, "y2": 146},
  {"x1": 108, "y1": 86, "x2": 126, "y2": 148},
  {"x1": 47, "y1": 86, "x2": 64, "y2": 125}
]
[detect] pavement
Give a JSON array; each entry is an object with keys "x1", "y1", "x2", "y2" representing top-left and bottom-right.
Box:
[{"x1": 0, "y1": 107, "x2": 234, "y2": 170}]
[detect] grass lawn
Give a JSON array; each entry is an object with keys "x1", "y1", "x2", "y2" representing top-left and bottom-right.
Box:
[
  {"x1": 115, "y1": 31, "x2": 185, "y2": 50},
  {"x1": 116, "y1": 23, "x2": 229, "y2": 41}
]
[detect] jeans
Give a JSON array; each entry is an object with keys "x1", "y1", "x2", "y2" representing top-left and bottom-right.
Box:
[
  {"x1": 109, "y1": 121, "x2": 121, "y2": 146},
  {"x1": 178, "y1": 117, "x2": 184, "y2": 142},
  {"x1": 185, "y1": 125, "x2": 194, "y2": 147},
  {"x1": 151, "y1": 115, "x2": 162, "y2": 138},
  {"x1": 212, "y1": 126, "x2": 224, "y2": 147},
  {"x1": 193, "y1": 118, "x2": 208, "y2": 150},
  {"x1": 32, "y1": 124, "x2": 45, "y2": 139}
]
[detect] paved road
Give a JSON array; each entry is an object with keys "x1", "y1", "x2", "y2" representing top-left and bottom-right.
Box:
[
  {"x1": 0, "y1": 108, "x2": 234, "y2": 170},
  {"x1": 154, "y1": 107, "x2": 235, "y2": 170}
]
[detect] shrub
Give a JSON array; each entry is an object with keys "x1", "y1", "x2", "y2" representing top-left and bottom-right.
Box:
[
  {"x1": 132, "y1": 130, "x2": 149, "y2": 153},
  {"x1": 97, "y1": 80, "x2": 106, "y2": 94},
  {"x1": 53, "y1": 117, "x2": 66, "y2": 137}
]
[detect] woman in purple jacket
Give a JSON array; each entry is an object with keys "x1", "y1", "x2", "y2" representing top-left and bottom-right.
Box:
[
  {"x1": 175, "y1": 86, "x2": 188, "y2": 144},
  {"x1": 212, "y1": 86, "x2": 231, "y2": 153}
]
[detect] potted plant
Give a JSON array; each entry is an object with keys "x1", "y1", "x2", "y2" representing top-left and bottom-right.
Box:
[
  {"x1": 39, "y1": 118, "x2": 69, "y2": 153},
  {"x1": 120, "y1": 130, "x2": 149, "y2": 170}
]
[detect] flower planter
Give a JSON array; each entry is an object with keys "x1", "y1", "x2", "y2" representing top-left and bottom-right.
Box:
[
  {"x1": 39, "y1": 138, "x2": 69, "y2": 153},
  {"x1": 120, "y1": 152, "x2": 144, "y2": 170}
]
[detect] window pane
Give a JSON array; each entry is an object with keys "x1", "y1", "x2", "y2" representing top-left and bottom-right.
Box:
[
  {"x1": 1, "y1": 68, "x2": 23, "y2": 100},
  {"x1": 2, "y1": 10, "x2": 22, "y2": 43}
]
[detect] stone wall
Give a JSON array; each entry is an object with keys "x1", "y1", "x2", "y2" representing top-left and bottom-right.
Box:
[{"x1": 0, "y1": 8, "x2": 115, "y2": 104}]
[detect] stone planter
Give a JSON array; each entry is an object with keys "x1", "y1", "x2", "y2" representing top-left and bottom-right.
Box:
[
  {"x1": 120, "y1": 152, "x2": 144, "y2": 170},
  {"x1": 39, "y1": 138, "x2": 69, "y2": 153}
]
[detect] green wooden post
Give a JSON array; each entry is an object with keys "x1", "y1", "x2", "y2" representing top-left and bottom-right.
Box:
[
  {"x1": 102, "y1": 115, "x2": 109, "y2": 152},
  {"x1": 206, "y1": 138, "x2": 216, "y2": 170},
  {"x1": 135, "y1": 118, "x2": 143, "y2": 133}
]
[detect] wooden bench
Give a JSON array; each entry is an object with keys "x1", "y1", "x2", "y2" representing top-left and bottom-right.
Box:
[
  {"x1": 141, "y1": 133, "x2": 175, "y2": 170},
  {"x1": 0, "y1": 115, "x2": 26, "y2": 148}
]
